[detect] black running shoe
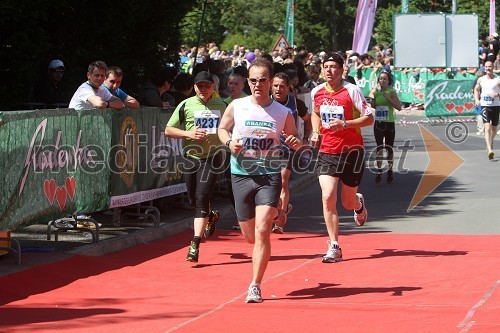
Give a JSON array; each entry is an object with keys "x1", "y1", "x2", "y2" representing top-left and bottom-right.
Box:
[
  {"x1": 186, "y1": 241, "x2": 199, "y2": 262},
  {"x1": 204, "y1": 210, "x2": 220, "y2": 238}
]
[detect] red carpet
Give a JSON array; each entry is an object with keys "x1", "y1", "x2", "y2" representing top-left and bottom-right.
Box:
[{"x1": 0, "y1": 231, "x2": 499, "y2": 332}]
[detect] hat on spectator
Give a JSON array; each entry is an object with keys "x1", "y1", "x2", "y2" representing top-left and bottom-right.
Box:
[
  {"x1": 48, "y1": 59, "x2": 64, "y2": 70},
  {"x1": 194, "y1": 71, "x2": 214, "y2": 85},
  {"x1": 319, "y1": 51, "x2": 326, "y2": 57},
  {"x1": 493, "y1": 32, "x2": 499, "y2": 38}
]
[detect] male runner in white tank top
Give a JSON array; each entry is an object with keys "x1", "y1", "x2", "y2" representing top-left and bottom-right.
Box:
[
  {"x1": 218, "y1": 58, "x2": 301, "y2": 303},
  {"x1": 474, "y1": 60, "x2": 500, "y2": 160}
]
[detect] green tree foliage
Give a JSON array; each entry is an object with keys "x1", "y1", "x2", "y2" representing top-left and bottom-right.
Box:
[
  {"x1": 181, "y1": 0, "x2": 286, "y2": 52},
  {"x1": 0, "y1": 0, "x2": 196, "y2": 109}
]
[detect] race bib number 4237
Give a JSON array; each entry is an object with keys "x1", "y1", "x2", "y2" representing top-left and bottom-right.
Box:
[
  {"x1": 319, "y1": 105, "x2": 344, "y2": 128},
  {"x1": 194, "y1": 110, "x2": 221, "y2": 134}
]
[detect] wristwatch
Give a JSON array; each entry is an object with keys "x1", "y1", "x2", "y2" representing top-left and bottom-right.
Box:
[
  {"x1": 225, "y1": 139, "x2": 232, "y2": 147},
  {"x1": 343, "y1": 120, "x2": 348, "y2": 128},
  {"x1": 106, "y1": 101, "x2": 110, "y2": 108}
]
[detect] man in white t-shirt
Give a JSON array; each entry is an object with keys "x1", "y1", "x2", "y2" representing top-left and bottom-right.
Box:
[
  {"x1": 474, "y1": 60, "x2": 500, "y2": 160},
  {"x1": 69, "y1": 60, "x2": 125, "y2": 111}
]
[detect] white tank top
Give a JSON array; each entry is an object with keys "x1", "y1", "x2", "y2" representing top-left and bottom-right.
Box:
[
  {"x1": 230, "y1": 96, "x2": 289, "y2": 175},
  {"x1": 480, "y1": 76, "x2": 500, "y2": 107}
]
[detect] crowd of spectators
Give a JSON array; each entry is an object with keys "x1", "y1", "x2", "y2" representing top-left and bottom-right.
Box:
[{"x1": 29, "y1": 33, "x2": 500, "y2": 110}]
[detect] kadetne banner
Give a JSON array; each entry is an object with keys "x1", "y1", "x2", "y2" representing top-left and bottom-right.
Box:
[
  {"x1": 0, "y1": 108, "x2": 112, "y2": 232},
  {"x1": 0, "y1": 107, "x2": 187, "y2": 232}
]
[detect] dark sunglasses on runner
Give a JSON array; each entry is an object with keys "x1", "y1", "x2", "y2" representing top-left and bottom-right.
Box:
[{"x1": 248, "y1": 77, "x2": 269, "y2": 84}]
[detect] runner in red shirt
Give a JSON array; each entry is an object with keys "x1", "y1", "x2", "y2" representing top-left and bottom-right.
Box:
[{"x1": 310, "y1": 53, "x2": 374, "y2": 263}]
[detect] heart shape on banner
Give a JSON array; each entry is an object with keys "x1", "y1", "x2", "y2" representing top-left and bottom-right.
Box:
[
  {"x1": 55, "y1": 186, "x2": 68, "y2": 211},
  {"x1": 43, "y1": 179, "x2": 56, "y2": 205},
  {"x1": 445, "y1": 103, "x2": 455, "y2": 112},
  {"x1": 455, "y1": 105, "x2": 465, "y2": 114},
  {"x1": 66, "y1": 177, "x2": 76, "y2": 200},
  {"x1": 464, "y1": 102, "x2": 474, "y2": 111}
]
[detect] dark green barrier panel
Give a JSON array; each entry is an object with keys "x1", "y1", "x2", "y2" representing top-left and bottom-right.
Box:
[
  {"x1": 0, "y1": 108, "x2": 112, "y2": 232},
  {"x1": 108, "y1": 107, "x2": 186, "y2": 208}
]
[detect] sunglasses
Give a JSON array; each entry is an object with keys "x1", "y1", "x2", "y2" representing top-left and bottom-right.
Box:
[
  {"x1": 51, "y1": 68, "x2": 65, "y2": 73},
  {"x1": 248, "y1": 77, "x2": 269, "y2": 84}
]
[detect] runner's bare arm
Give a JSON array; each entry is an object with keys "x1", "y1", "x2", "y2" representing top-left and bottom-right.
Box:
[
  {"x1": 283, "y1": 112, "x2": 301, "y2": 150},
  {"x1": 218, "y1": 102, "x2": 242, "y2": 153},
  {"x1": 310, "y1": 106, "x2": 321, "y2": 146}
]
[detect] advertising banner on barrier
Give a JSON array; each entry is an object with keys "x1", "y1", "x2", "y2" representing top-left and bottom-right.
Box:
[
  {"x1": 351, "y1": 68, "x2": 476, "y2": 105},
  {"x1": 424, "y1": 80, "x2": 476, "y2": 117},
  {"x1": 0, "y1": 109, "x2": 112, "y2": 232},
  {"x1": 108, "y1": 108, "x2": 186, "y2": 208}
]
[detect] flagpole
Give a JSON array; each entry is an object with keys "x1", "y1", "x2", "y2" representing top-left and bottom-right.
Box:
[{"x1": 193, "y1": 0, "x2": 208, "y2": 64}]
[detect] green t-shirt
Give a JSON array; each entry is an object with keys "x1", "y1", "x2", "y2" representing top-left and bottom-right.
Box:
[
  {"x1": 224, "y1": 92, "x2": 247, "y2": 105},
  {"x1": 374, "y1": 88, "x2": 396, "y2": 122},
  {"x1": 167, "y1": 96, "x2": 226, "y2": 159}
]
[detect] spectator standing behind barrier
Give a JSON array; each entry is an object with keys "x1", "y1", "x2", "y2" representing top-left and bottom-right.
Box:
[
  {"x1": 102, "y1": 66, "x2": 140, "y2": 108},
  {"x1": 270, "y1": 71, "x2": 312, "y2": 234},
  {"x1": 224, "y1": 73, "x2": 247, "y2": 104},
  {"x1": 218, "y1": 58, "x2": 302, "y2": 303},
  {"x1": 69, "y1": 60, "x2": 124, "y2": 110},
  {"x1": 138, "y1": 67, "x2": 177, "y2": 108},
  {"x1": 474, "y1": 60, "x2": 500, "y2": 160},
  {"x1": 310, "y1": 53, "x2": 373, "y2": 264},
  {"x1": 164, "y1": 71, "x2": 226, "y2": 263},
  {"x1": 33, "y1": 59, "x2": 70, "y2": 107},
  {"x1": 368, "y1": 71, "x2": 402, "y2": 184},
  {"x1": 169, "y1": 73, "x2": 194, "y2": 106}
]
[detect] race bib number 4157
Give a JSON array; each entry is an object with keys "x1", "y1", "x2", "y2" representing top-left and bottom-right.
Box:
[{"x1": 319, "y1": 105, "x2": 344, "y2": 128}]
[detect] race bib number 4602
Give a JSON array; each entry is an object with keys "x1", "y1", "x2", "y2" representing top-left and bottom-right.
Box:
[
  {"x1": 319, "y1": 105, "x2": 344, "y2": 128},
  {"x1": 194, "y1": 110, "x2": 221, "y2": 134}
]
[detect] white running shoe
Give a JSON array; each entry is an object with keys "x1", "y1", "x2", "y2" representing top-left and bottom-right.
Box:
[
  {"x1": 245, "y1": 284, "x2": 263, "y2": 303},
  {"x1": 354, "y1": 193, "x2": 367, "y2": 226},
  {"x1": 271, "y1": 225, "x2": 284, "y2": 234},
  {"x1": 322, "y1": 241, "x2": 343, "y2": 263}
]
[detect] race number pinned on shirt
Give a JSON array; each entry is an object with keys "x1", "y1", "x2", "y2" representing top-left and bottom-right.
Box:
[
  {"x1": 482, "y1": 95, "x2": 494, "y2": 106},
  {"x1": 375, "y1": 106, "x2": 389, "y2": 120},
  {"x1": 194, "y1": 110, "x2": 221, "y2": 134},
  {"x1": 319, "y1": 105, "x2": 344, "y2": 128}
]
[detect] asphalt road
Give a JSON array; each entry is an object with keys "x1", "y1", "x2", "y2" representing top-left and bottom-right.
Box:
[{"x1": 218, "y1": 115, "x2": 500, "y2": 236}]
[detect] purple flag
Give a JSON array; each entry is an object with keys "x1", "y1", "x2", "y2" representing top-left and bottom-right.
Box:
[
  {"x1": 490, "y1": 0, "x2": 496, "y2": 36},
  {"x1": 352, "y1": 0, "x2": 378, "y2": 55}
]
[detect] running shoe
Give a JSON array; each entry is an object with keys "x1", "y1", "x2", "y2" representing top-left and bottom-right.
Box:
[
  {"x1": 204, "y1": 210, "x2": 220, "y2": 238},
  {"x1": 375, "y1": 173, "x2": 382, "y2": 184},
  {"x1": 271, "y1": 225, "x2": 284, "y2": 234},
  {"x1": 488, "y1": 151, "x2": 494, "y2": 160},
  {"x1": 232, "y1": 223, "x2": 241, "y2": 230},
  {"x1": 272, "y1": 204, "x2": 292, "y2": 234},
  {"x1": 322, "y1": 241, "x2": 343, "y2": 263},
  {"x1": 245, "y1": 284, "x2": 263, "y2": 303},
  {"x1": 186, "y1": 241, "x2": 199, "y2": 262},
  {"x1": 354, "y1": 193, "x2": 367, "y2": 226}
]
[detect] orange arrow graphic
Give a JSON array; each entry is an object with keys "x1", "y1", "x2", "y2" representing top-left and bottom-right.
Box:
[{"x1": 408, "y1": 125, "x2": 464, "y2": 212}]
